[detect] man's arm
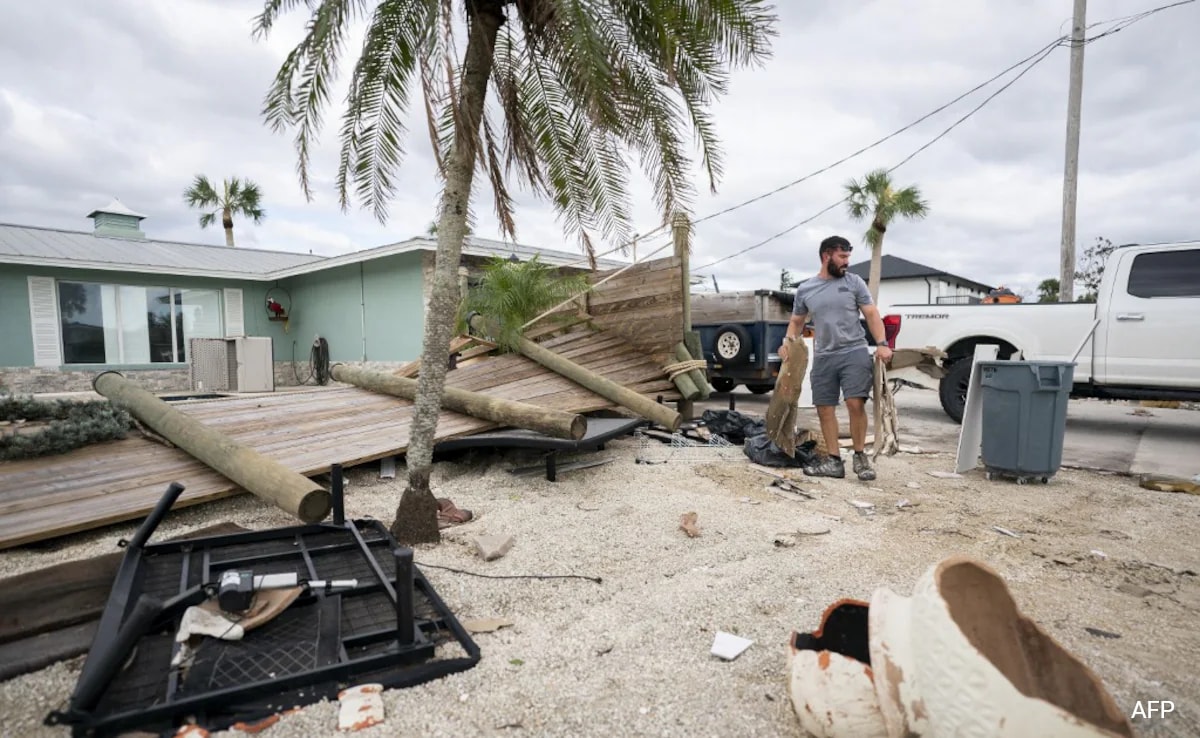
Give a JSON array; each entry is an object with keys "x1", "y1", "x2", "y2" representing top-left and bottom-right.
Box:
[
  {"x1": 780, "y1": 313, "x2": 807, "y2": 358},
  {"x1": 860, "y1": 304, "x2": 893, "y2": 362}
]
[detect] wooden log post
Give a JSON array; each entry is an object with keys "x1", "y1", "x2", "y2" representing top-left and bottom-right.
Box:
[
  {"x1": 469, "y1": 314, "x2": 682, "y2": 431},
  {"x1": 92, "y1": 372, "x2": 330, "y2": 523},
  {"x1": 675, "y1": 342, "x2": 712, "y2": 400},
  {"x1": 330, "y1": 363, "x2": 586, "y2": 440},
  {"x1": 673, "y1": 213, "x2": 695, "y2": 419}
]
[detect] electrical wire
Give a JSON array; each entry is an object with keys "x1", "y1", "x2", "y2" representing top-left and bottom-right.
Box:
[
  {"x1": 416, "y1": 561, "x2": 603, "y2": 584},
  {"x1": 691, "y1": 2, "x2": 1194, "y2": 272}
]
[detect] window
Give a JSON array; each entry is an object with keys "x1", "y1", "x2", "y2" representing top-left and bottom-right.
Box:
[
  {"x1": 57, "y1": 281, "x2": 224, "y2": 365},
  {"x1": 1127, "y1": 249, "x2": 1200, "y2": 298}
]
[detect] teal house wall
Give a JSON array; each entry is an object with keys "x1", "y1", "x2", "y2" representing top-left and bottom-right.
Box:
[{"x1": 255, "y1": 251, "x2": 425, "y2": 364}]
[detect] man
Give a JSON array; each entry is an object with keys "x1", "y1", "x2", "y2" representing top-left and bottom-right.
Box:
[{"x1": 779, "y1": 235, "x2": 893, "y2": 480}]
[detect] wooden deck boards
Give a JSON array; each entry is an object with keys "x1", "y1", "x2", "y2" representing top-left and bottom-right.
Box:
[{"x1": 0, "y1": 330, "x2": 679, "y2": 550}]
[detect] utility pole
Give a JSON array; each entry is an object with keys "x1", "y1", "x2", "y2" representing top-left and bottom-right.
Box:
[{"x1": 1058, "y1": 0, "x2": 1087, "y2": 302}]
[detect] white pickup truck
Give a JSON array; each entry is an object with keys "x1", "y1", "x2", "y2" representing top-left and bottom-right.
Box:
[{"x1": 880, "y1": 241, "x2": 1200, "y2": 422}]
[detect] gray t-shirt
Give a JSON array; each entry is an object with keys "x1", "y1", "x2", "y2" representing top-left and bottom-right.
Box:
[{"x1": 792, "y1": 273, "x2": 873, "y2": 355}]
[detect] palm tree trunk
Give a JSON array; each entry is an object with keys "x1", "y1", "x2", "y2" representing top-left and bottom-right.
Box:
[
  {"x1": 223, "y1": 208, "x2": 235, "y2": 247},
  {"x1": 390, "y1": 1, "x2": 504, "y2": 545},
  {"x1": 867, "y1": 217, "x2": 886, "y2": 303},
  {"x1": 868, "y1": 236, "x2": 884, "y2": 303}
]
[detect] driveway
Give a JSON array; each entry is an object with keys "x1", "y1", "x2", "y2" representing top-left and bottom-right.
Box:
[{"x1": 695, "y1": 386, "x2": 1200, "y2": 480}]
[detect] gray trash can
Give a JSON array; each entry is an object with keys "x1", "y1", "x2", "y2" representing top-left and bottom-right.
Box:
[{"x1": 978, "y1": 360, "x2": 1075, "y2": 484}]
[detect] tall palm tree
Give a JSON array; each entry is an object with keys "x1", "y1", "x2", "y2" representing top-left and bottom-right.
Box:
[
  {"x1": 844, "y1": 168, "x2": 929, "y2": 303},
  {"x1": 183, "y1": 175, "x2": 266, "y2": 247},
  {"x1": 253, "y1": 0, "x2": 777, "y2": 544}
]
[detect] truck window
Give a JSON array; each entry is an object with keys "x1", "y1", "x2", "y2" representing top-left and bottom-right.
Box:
[{"x1": 1127, "y1": 248, "x2": 1200, "y2": 298}]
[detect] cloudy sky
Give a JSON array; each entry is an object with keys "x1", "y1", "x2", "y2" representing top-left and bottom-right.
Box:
[{"x1": 1, "y1": 1, "x2": 1197, "y2": 298}]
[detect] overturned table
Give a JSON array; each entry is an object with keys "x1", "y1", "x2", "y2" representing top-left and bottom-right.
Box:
[{"x1": 433, "y1": 417, "x2": 647, "y2": 481}]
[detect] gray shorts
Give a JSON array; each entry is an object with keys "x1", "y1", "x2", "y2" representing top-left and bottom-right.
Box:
[{"x1": 810, "y1": 348, "x2": 873, "y2": 406}]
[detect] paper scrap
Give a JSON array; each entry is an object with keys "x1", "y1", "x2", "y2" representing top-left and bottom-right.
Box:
[{"x1": 711, "y1": 631, "x2": 754, "y2": 661}]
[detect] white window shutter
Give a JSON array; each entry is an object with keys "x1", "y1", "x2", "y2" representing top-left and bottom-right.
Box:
[
  {"x1": 28, "y1": 276, "x2": 63, "y2": 367},
  {"x1": 223, "y1": 288, "x2": 245, "y2": 337}
]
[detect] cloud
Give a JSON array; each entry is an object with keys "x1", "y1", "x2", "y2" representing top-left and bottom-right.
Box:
[{"x1": 0, "y1": 0, "x2": 1197, "y2": 300}]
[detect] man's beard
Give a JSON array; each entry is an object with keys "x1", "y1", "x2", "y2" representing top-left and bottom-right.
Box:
[{"x1": 828, "y1": 262, "x2": 846, "y2": 277}]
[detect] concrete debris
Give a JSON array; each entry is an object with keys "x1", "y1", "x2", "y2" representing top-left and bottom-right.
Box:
[
  {"x1": 928, "y1": 471, "x2": 963, "y2": 479},
  {"x1": 849, "y1": 500, "x2": 876, "y2": 516},
  {"x1": 338, "y1": 684, "x2": 385, "y2": 731},
  {"x1": 475, "y1": 534, "x2": 516, "y2": 561},
  {"x1": 462, "y1": 617, "x2": 515, "y2": 634}
]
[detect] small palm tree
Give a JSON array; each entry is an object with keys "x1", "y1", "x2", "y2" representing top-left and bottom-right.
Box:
[
  {"x1": 458, "y1": 256, "x2": 591, "y2": 351},
  {"x1": 254, "y1": 0, "x2": 777, "y2": 544},
  {"x1": 183, "y1": 175, "x2": 265, "y2": 247},
  {"x1": 844, "y1": 169, "x2": 929, "y2": 302}
]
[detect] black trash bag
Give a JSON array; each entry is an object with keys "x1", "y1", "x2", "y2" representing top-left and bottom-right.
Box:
[
  {"x1": 700, "y1": 409, "x2": 765, "y2": 445},
  {"x1": 743, "y1": 435, "x2": 819, "y2": 468}
]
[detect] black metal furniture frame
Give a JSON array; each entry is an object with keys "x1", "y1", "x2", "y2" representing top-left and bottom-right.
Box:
[
  {"x1": 47, "y1": 466, "x2": 480, "y2": 737},
  {"x1": 433, "y1": 416, "x2": 647, "y2": 481}
]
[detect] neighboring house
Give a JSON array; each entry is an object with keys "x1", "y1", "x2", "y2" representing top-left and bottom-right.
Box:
[
  {"x1": 0, "y1": 200, "x2": 621, "y2": 394},
  {"x1": 844, "y1": 255, "x2": 993, "y2": 306}
]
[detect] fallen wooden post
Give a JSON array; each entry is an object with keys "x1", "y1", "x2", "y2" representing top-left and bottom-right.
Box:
[
  {"x1": 469, "y1": 314, "x2": 682, "y2": 431},
  {"x1": 92, "y1": 372, "x2": 330, "y2": 523},
  {"x1": 330, "y1": 363, "x2": 586, "y2": 441}
]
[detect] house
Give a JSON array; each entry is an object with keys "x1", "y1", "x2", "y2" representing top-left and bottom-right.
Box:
[
  {"x1": 0, "y1": 200, "x2": 622, "y2": 395},
  {"x1": 845, "y1": 255, "x2": 993, "y2": 306}
]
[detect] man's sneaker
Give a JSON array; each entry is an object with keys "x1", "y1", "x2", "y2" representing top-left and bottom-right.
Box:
[
  {"x1": 804, "y1": 455, "x2": 845, "y2": 478},
  {"x1": 853, "y1": 451, "x2": 876, "y2": 481}
]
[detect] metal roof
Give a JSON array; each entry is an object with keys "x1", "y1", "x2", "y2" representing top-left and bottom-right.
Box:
[
  {"x1": 0, "y1": 224, "x2": 628, "y2": 281},
  {"x1": 0, "y1": 223, "x2": 324, "y2": 279},
  {"x1": 86, "y1": 199, "x2": 147, "y2": 220}
]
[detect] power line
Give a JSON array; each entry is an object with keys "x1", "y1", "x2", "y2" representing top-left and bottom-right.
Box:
[
  {"x1": 692, "y1": 0, "x2": 1194, "y2": 273},
  {"x1": 694, "y1": 42, "x2": 1062, "y2": 271}
]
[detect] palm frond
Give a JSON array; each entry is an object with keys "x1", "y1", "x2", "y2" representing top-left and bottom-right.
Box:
[
  {"x1": 461, "y1": 255, "x2": 590, "y2": 351},
  {"x1": 183, "y1": 174, "x2": 220, "y2": 208},
  {"x1": 258, "y1": 0, "x2": 369, "y2": 202},
  {"x1": 198, "y1": 211, "x2": 217, "y2": 230},
  {"x1": 336, "y1": 0, "x2": 436, "y2": 221}
]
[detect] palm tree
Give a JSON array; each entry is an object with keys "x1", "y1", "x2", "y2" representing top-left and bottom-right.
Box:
[
  {"x1": 183, "y1": 175, "x2": 266, "y2": 247},
  {"x1": 458, "y1": 255, "x2": 591, "y2": 351},
  {"x1": 253, "y1": 0, "x2": 777, "y2": 544},
  {"x1": 844, "y1": 169, "x2": 929, "y2": 303}
]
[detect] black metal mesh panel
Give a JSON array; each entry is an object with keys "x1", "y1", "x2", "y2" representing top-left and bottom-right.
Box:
[{"x1": 185, "y1": 606, "x2": 320, "y2": 691}]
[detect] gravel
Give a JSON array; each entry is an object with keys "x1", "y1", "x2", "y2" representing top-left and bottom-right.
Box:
[{"x1": 2, "y1": 436, "x2": 1199, "y2": 737}]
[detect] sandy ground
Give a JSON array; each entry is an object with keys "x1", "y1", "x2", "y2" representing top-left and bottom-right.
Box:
[{"x1": 2, "y1": 430, "x2": 1199, "y2": 738}]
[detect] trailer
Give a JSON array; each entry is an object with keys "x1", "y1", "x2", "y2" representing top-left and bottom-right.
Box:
[{"x1": 692, "y1": 290, "x2": 810, "y2": 395}]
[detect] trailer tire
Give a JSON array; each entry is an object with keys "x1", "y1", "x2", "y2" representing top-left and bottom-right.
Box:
[
  {"x1": 939, "y1": 358, "x2": 972, "y2": 424},
  {"x1": 713, "y1": 324, "x2": 752, "y2": 365}
]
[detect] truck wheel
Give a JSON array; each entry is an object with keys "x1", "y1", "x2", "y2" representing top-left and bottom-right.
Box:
[
  {"x1": 746, "y1": 384, "x2": 773, "y2": 394},
  {"x1": 939, "y1": 358, "x2": 972, "y2": 424},
  {"x1": 711, "y1": 377, "x2": 736, "y2": 393},
  {"x1": 713, "y1": 324, "x2": 752, "y2": 365}
]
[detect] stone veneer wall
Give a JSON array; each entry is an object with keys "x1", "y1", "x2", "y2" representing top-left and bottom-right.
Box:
[
  {"x1": 0, "y1": 361, "x2": 418, "y2": 396},
  {"x1": 0, "y1": 367, "x2": 191, "y2": 395}
]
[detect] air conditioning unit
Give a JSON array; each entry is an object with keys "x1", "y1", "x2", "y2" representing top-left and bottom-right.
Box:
[{"x1": 189, "y1": 337, "x2": 275, "y2": 393}]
